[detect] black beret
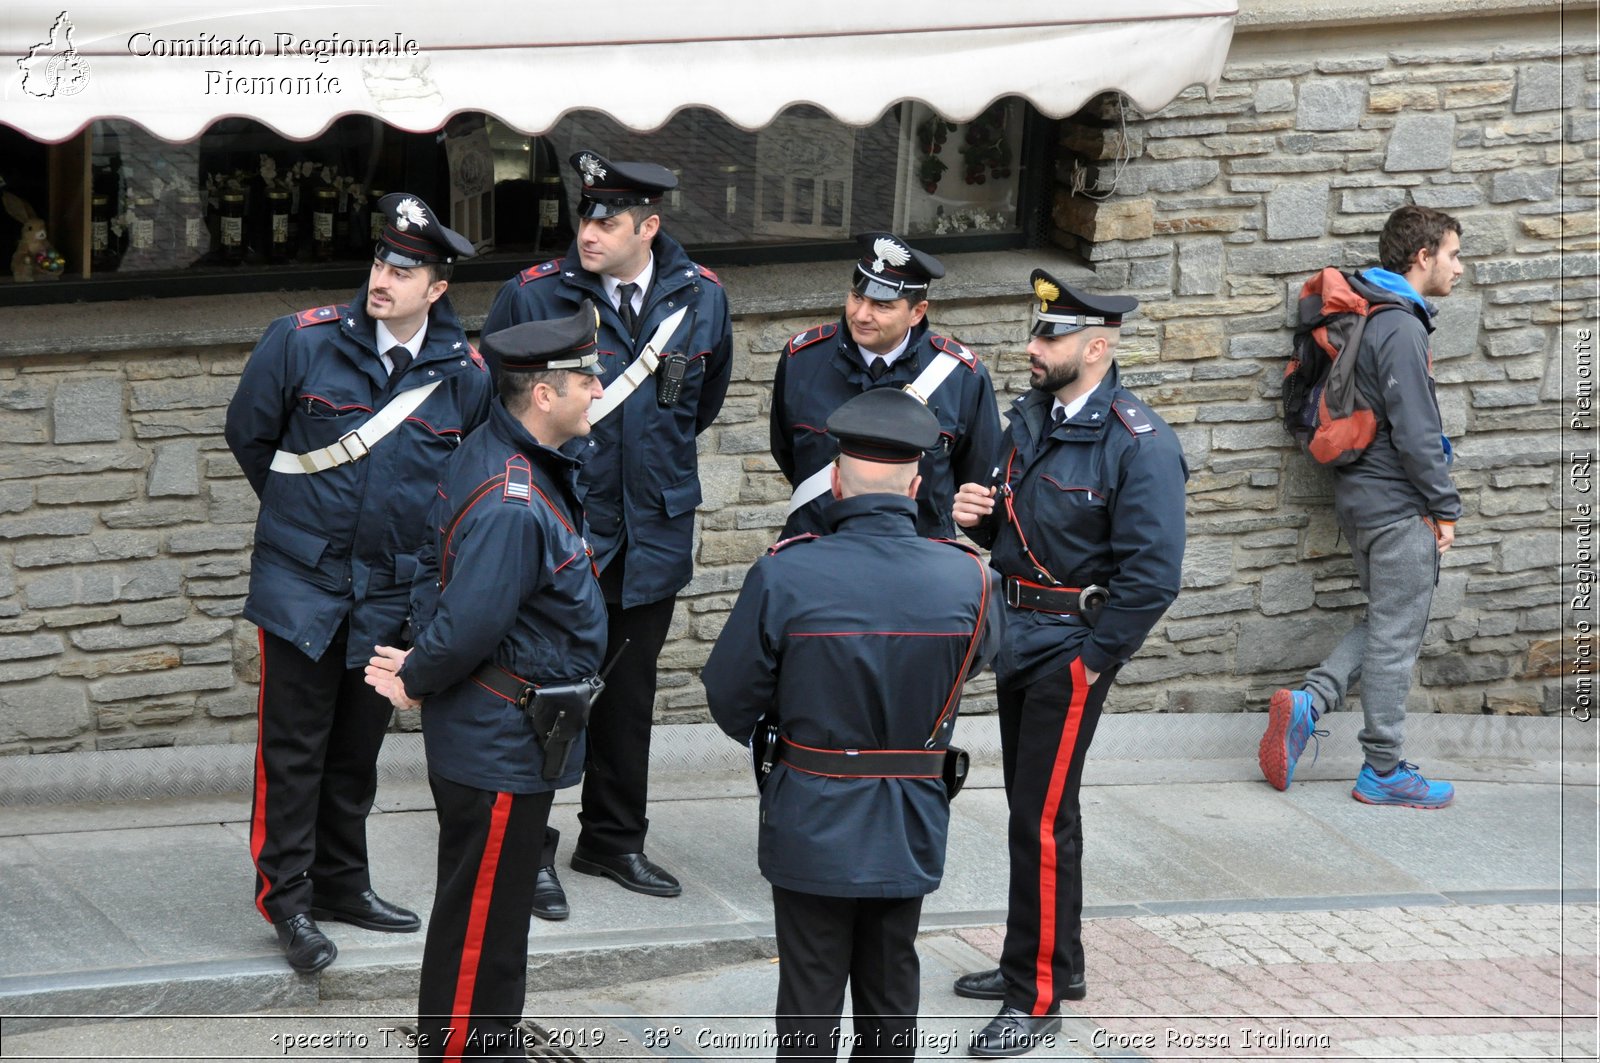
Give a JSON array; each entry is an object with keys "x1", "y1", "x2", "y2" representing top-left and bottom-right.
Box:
[
  {"x1": 851, "y1": 231, "x2": 945, "y2": 302},
  {"x1": 482, "y1": 300, "x2": 603, "y2": 376},
  {"x1": 826, "y1": 388, "x2": 941, "y2": 464},
  {"x1": 373, "y1": 193, "x2": 476, "y2": 267},
  {"x1": 1028, "y1": 268, "x2": 1138, "y2": 337},
  {"x1": 570, "y1": 150, "x2": 677, "y2": 220}
]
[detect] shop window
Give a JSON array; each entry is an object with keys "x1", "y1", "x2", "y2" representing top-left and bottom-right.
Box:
[
  {"x1": 1, "y1": 99, "x2": 1038, "y2": 302},
  {"x1": 83, "y1": 115, "x2": 424, "y2": 275}
]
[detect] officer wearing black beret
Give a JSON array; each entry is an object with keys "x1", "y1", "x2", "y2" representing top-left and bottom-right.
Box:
[
  {"x1": 771, "y1": 230, "x2": 1002, "y2": 542},
  {"x1": 482, "y1": 148, "x2": 732, "y2": 918},
  {"x1": 225, "y1": 192, "x2": 490, "y2": 975},
  {"x1": 950, "y1": 270, "x2": 1188, "y2": 1056},
  {"x1": 707, "y1": 388, "x2": 999, "y2": 1060},
  {"x1": 365, "y1": 302, "x2": 608, "y2": 1060}
]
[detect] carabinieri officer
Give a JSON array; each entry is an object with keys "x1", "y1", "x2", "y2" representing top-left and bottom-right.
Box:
[
  {"x1": 706, "y1": 388, "x2": 999, "y2": 1059},
  {"x1": 482, "y1": 150, "x2": 733, "y2": 915},
  {"x1": 364, "y1": 304, "x2": 609, "y2": 1063},
  {"x1": 225, "y1": 193, "x2": 489, "y2": 975},
  {"x1": 951, "y1": 271, "x2": 1188, "y2": 1057},
  {"x1": 771, "y1": 232, "x2": 1001, "y2": 540}
]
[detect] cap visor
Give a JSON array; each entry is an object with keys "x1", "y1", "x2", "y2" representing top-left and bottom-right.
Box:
[
  {"x1": 853, "y1": 275, "x2": 922, "y2": 303},
  {"x1": 374, "y1": 244, "x2": 434, "y2": 269},
  {"x1": 1029, "y1": 314, "x2": 1090, "y2": 337}
]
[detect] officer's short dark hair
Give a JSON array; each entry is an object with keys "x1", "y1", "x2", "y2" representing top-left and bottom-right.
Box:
[
  {"x1": 622, "y1": 204, "x2": 663, "y2": 234},
  {"x1": 424, "y1": 260, "x2": 454, "y2": 285},
  {"x1": 1379, "y1": 205, "x2": 1462, "y2": 274},
  {"x1": 499, "y1": 368, "x2": 569, "y2": 414}
]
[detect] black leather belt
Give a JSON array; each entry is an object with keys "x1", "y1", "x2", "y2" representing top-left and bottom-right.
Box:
[
  {"x1": 778, "y1": 738, "x2": 945, "y2": 779},
  {"x1": 470, "y1": 662, "x2": 534, "y2": 708},
  {"x1": 1003, "y1": 576, "x2": 1108, "y2": 616}
]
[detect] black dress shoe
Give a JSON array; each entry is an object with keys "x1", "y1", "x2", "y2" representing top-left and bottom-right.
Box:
[
  {"x1": 569, "y1": 850, "x2": 682, "y2": 897},
  {"x1": 953, "y1": 968, "x2": 1085, "y2": 1002},
  {"x1": 309, "y1": 888, "x2": 421, "y2": 933},
  {"x1": 968, "y1": 1006, "x2": 1061, "y2": 1058},
  {"x1": 274, "y1": 913, "x2": 336, "y2": 974},
  {"x1": 531, "y1": 865, "x2": 569, "y2": 921}
]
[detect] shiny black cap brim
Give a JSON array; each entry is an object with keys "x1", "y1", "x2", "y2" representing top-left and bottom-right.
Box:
[
  {"x1": 1029, "y1": 318, "x2": 1090, "y2": 337},
  {"x1": 851, "y1": 269, "x2": 928, "y2": 303},
  {"x1": 577, "y1": 196, "x2": 660, "y2": 220},
  {"x1": 374, "y1": 243, "x2": 443, "y2": 269}
]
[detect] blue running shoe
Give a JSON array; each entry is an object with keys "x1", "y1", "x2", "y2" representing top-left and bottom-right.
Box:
[
  {"x1": 1352, "y1": 761, "x2": 1454, "y2": 809},
  {"x1": 1258, "y1": 688, "x2": 1323, "y2": 791}
]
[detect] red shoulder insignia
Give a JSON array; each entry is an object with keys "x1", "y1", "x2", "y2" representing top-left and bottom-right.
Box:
[
  {"x1": 467, "y1": 343, "x2": 486, "y2": 370},
  {"x1": 767, "y1": 533, "x2": 820, "y2": 555},
  {"x1": 786, "y1": 322, "x2": 837, "y2": 356},
  {"x1": 696, "y1": 264, "x2": 722, "y2": 286},
  {"x1": 1112, "y1": 399, "x2": 1156, "y2": 437},
  {"x1": 294, "y1": 304, "x2": 345, "y2": 329},
  {"x1": 930, "y1": 335, "x2": 979, "y2": 370},
  {"x1": 517, "y1": 260, "x2": 563, "y2": 285},
  {"x1": 928, "y1": 536, "x2": 983, "y2": 557}
]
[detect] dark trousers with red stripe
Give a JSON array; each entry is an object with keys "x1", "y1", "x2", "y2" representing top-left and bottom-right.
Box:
[
  {"x1": 996, "y1": 657, "x2": 1116, "y2": 1015},
  {"x1": 541, "y1": 578, "x2": 676, "y2": 864},
  {"x1": 251, "y1": 623, "x2": 393, "y2": 923},
  {"x1": 772, "y1": 885, "x2": 925, "y2": 1060},
  {"x1": 420, "y1": 774, "x2": 553, "y2": 1063}
]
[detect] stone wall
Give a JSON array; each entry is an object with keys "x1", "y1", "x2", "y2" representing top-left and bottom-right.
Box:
[
  {"x1": 0, "y1": 8, "x2": 1592, "y2": 753},
  {"x1": 1050, "y1": 9, "x2": 1594, "y2": 717}
]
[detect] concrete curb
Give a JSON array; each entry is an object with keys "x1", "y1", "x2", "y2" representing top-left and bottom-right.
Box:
[{"x1": 0, "y1": 714, "x2": 1582, "y2": 806}]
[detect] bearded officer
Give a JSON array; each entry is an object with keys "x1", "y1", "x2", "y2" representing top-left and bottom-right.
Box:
[
  {"x1": 225, "y1": 193, "x2": 488, "y2": 974},
  {"x1": 771, "y1": 231, "x2": 1001, "y2": 540},
  {"x1": 365, "y1": 304, "x2": 608, "y2": 1062},
  {"x1": 706, "y1": 388, "x2": 999, "y2": 1059},
  {"x1": 950, "y1": 271, "x2": 1187, "y2": 1057},
  {"x1": 482, "y1": 150, "x2": 732, "y2": 917}
]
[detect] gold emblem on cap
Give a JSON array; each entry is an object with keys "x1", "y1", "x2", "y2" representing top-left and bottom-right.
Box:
[{"x1": 1033, "y1": 276, "x2": 1060, "y2": 313}]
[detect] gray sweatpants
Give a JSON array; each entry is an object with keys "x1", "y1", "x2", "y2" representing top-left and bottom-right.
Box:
[{"x1": 1302, "y1": 513, "x2": 1440, "y2": 774}]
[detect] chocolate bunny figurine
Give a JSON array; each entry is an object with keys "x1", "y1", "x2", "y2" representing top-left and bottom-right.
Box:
[{"x1": 6, "y1": 191, "x2": 65, "y2": 281}]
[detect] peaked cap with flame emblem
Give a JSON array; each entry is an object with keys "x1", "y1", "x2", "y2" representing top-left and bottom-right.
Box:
[
  {"x1": 374, "y1": 193, "x2": 476, "y2": 267},
  {"x1": 569, "y1": 150, "x2": 678, "y2": 220},
  {"x1": 851, "y1": 231, "x2": 944, "y2": 302},
  {"x1": 1028, "y1": 268, "x2": 1138, "y2": 337}
]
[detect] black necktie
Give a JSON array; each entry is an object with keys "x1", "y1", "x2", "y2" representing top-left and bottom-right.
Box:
[
  {"x1": 386, "y1": 345, "x2": 412, "y2": 387},
  {"x1": 1052, "y1": 406, "x2": 1067, "y2": 426},
  {"x1": 616, "y1": 282, "x2": 639, "y2": 338},
  {"x1": 868, "y1": 357, "x2": 890, "y2": 380}
]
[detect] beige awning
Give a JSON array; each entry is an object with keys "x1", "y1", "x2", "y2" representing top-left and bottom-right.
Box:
[{"x1": 3, "y1": 2, "x2": 1237, "y2": 143}]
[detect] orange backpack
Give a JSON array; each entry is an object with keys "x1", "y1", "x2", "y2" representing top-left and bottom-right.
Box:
[{"x1": 1283, "y1": 268, "x2": 1412, "y2": 466}]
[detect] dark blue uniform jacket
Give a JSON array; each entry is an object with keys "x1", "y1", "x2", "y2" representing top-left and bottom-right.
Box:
[
  {"x1": 964, "y1": 363, "x2": 1188, "y2": 685},
  {"x1": 225, "y1": 289, "x2": 493, "y2": 667},
  {"x1": 771, "y1": 318, "x2": 1002, "y2": 540},
  {"x1": 481, "y1": 234, "x2": 733, "y2": 607},
  {"x1": 398, "y1": 400, "x2": 608, "y2": 795},
  {"x1": 703, "y1": 494, "x2": 998, "y2": 899}
]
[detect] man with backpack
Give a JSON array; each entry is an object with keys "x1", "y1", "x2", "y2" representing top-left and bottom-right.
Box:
[{"x1": 1259, "y1": 204, "x2": 1465, "y2": 809}]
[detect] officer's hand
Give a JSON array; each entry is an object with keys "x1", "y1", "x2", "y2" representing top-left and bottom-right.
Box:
[
  {"x1": 365, "y1": 645, "x2": 420, "y2": 711},
  {"x1": 953, "y1": 482, "x2": 996, "y2": 528},
  {"x1": 1084, "y1": 667, "x2": 1101, "y2": 686}
]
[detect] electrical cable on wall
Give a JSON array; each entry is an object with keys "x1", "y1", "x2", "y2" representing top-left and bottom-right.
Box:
[{"x1": 1069, "y1": 92, "x2": 1138, "y2": 201}]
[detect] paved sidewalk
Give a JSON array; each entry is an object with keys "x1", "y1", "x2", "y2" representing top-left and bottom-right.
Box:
[{"x1": 1, "y1": 714, "x2": 1595, "y2": 1061}]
